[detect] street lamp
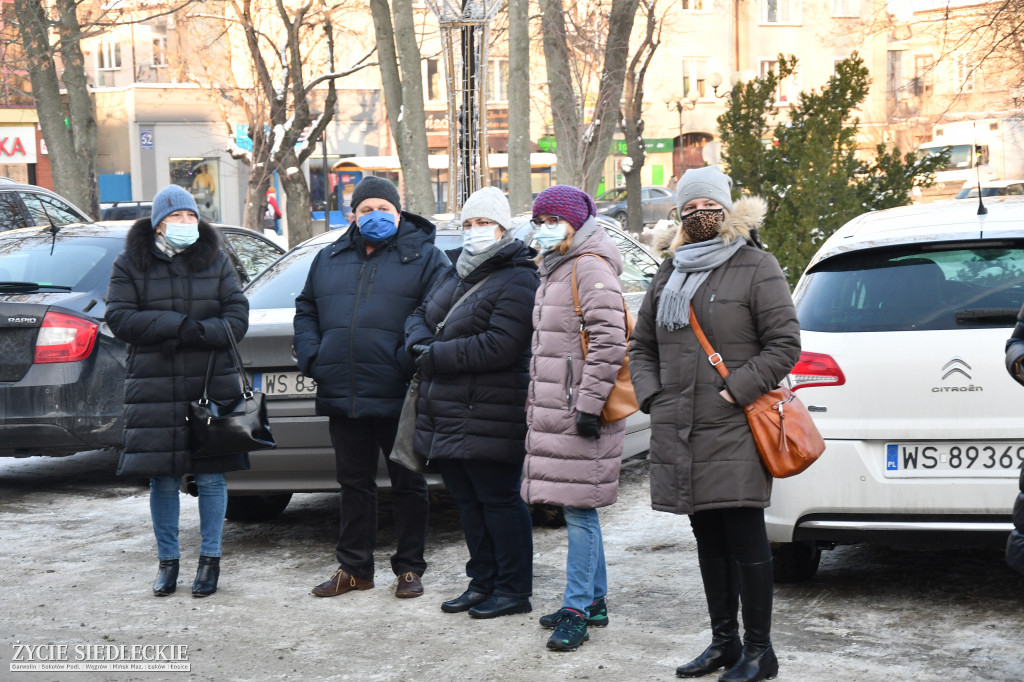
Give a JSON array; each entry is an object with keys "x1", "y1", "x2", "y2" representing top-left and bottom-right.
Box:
[
  {"x1": 666, "y1": 90, "x2": 699, "y2": 141},
  {"x1": 709, "y1": 70, "x2": 756, "y2": 98}
]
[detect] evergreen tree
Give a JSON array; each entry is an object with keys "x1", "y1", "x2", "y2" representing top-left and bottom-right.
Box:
[{"x1": 718, "y1": 54, "x2": 948, "y2": 286}]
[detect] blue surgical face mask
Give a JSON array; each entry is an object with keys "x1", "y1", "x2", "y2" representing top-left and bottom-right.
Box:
[
  {"x1": 358, "y1": 210, "x2": 398, "y2": 243},
  {"x1": 164, "y1": 222, "x2": 200, "y2": 248},
  {"x1": 534, "y1": 222, "x2": 568, "y2": 251}
]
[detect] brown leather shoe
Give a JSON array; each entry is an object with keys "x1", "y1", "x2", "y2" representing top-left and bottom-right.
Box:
[
  {"x1": 394, "y1": 572, "x2": 424, "y2": 599},
  {"x1": 311, "y1": 567, "x2": 373, "y2": 597}
]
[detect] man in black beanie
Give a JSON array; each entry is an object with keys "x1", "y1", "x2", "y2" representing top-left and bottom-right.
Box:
[{"x1": 294, "y1": 176, "x2": 449, "y2": 599}]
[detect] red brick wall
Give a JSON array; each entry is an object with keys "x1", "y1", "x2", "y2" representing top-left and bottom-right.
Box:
[{"x1": 34, "y1": 129, "x2": 53, "y2": 189}]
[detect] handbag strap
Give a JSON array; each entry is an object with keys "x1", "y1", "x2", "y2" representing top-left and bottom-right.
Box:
[
  {"x1": 570, "y1": 253, "x2": 621, "y2": 358},
  {"x1": 435, "y1": 272, "x2": 496, "y2": 337},
  {"x1": 688, "y1": 303, "x2": 731, "y2": 380}
]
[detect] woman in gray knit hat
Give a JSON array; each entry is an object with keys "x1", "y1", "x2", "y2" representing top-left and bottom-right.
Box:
[
  {"x1": 629, "y1": 165, "x2": 801, "y2": 682},
  {"x1": 405, "y1": 186, "x2": 540, "y2": 620}
]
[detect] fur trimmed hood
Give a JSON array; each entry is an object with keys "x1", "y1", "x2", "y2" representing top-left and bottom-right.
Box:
[
  {"x1": 124, "y1": 218, "x2": 222, "y2": 272},
  {"x1": 643, "y1": 196, "x2": 767, "y2": 254}
]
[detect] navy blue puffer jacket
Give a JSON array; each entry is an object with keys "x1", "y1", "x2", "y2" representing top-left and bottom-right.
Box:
[
  {"x1": 293, "y1": 212, "x2": 449, "y2": 418},
  {"x1": 1008, "y1": 467, "x2": 1024, "y2": 574},
  {"x1": 404, "y1": 240, "x2": 539, "y2": 465}
]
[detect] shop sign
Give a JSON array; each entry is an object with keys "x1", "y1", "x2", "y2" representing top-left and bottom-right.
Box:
[{"x1": 0, "y1": 127, "x2": 36, "y2": 164}]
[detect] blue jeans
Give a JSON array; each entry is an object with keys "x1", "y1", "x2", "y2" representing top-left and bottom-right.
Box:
[
  {"x1": 561, "y1": 506, "x2": 607, "y2": 613},
  {"x1": 150, "y1": 473, "x2": 227, "y2": 560}
]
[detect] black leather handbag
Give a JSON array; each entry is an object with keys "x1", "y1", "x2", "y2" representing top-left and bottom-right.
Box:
[{"x1": 188, "y1": 319, "x2": 276, "y2": 458}]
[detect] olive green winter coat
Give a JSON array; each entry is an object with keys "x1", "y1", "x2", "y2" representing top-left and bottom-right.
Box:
[{"x1": 628, "y1": 197, "x2": 801, "y2": 515}]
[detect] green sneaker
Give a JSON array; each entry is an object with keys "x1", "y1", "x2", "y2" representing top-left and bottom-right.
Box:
[
  {"x1": 546, "y1": 610, "x2": 589, "y2": 651},
  {"x1": 539, "y1": 598, "x2": 608, "y2": 629}
]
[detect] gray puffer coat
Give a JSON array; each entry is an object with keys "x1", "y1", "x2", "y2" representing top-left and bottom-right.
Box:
[
  {"x1": 521, "y1": 220, "x2": 628, "y2": 509},
  {"x1": 628, "y1": 198, "x2": 801, "y2": 515}
]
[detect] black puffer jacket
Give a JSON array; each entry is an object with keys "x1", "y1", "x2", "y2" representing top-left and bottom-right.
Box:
[
  {"x1": 105, "y1": 219, "x2": 250, "y2": 478},
  {"x1": 1008, "y1": 460, "x2": 1024, "y2": 574},
  {"x1": 404, "y1": 240, "x2": 539, "y2": 465},
  {"x1": 293, "y1": 212, "x2": 449, "y2": 418}
]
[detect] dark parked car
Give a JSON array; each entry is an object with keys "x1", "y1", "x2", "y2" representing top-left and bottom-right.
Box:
[
  {"x1": 222, "y1": 217, "x2": 660, "y2": 521},
  {"x1": 100, "y1": 201, "x2": 152, "y2": 221},
  {"x1": 0, "y1": 179, "x2": 93, "y2": 230},
  {"x1": 0, "y1": 221, "x2": 284, "y2": 458},
  {"x1": 595, "y1": 186, "x2": 678, "y2": 227}
]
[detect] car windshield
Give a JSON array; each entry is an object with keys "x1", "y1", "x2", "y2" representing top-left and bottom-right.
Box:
[
  {"x1": 597, "y1": 188, "x2": 628, "y2": 202},
  {"x1": 795, "y1": 241, "x2": 1024, "y2": 331},
  {"x1": 0, "y1": 234, "x2": 120, "y2": 290}
]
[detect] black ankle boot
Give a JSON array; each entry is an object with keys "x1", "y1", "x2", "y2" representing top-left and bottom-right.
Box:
[
  {"x1": 192, "y1": 556, "x2": 220, "y2": 598},
  {"x1": 153, "y1": 559, "x2": 179, "y2": 596},
  {"x1": 677, "y1": 556, "x2": 741, "y2": 678},
  {"x1": 719, "y1": 560, "x2": 778, "y2": 682}
]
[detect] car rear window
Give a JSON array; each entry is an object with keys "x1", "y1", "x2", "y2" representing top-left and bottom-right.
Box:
[
  {"x1": 795, "y1": 241, "x2": 1024, "y2": 331},
  {"x1": 245, "y1": 244, "x2": 320, "y2": 309},
  {"x1": 0, "y1": 234, "x2": 119, "y2": 289}
]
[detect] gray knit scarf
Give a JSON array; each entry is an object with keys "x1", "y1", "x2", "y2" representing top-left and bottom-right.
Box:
[
  {"x1": 656, "y1": 237, "x2": 743, "y2": 331},
  {"x1": 456, "y1": 228, "x2": 514, "y2": 279}
]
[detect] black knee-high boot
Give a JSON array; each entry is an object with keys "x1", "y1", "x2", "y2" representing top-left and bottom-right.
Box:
[
  {"x1": 676, "y1": 556, "x2": 741, "y2": 678},
  {"x1": 719, "y1": 560, "x2": 778, "y2": 682},
  {"x1": 192, "y1": 556, "x2": 220, "y2": 598},
  {"x1": 153, "y1": 559, "x2": 179, "y2": 596}
]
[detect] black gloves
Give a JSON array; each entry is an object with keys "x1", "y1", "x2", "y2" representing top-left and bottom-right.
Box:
[
  {"x1": 180, "y1": 318, "x2": 205, "y2": 346},
  {"x1": 576, "y1": 411, "x2": 602, "y2": 439},
  {"x1": 413, "y1": 344, "x2": 435, "y2": 379}
]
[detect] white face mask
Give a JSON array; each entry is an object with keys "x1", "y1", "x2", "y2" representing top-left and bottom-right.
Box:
[
  {"x1": 534, "y1": 222, "x2": 568, "y2": 251},
  {"x1": 164, "y1": 222, "x2": 200, "y2": 248},
  {"x1": 462, "y1": 224, "x2": 499, "y2": 255}
]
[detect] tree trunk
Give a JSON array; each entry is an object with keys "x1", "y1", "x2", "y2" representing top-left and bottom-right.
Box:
[
  {"x1": 622, "y1": 0, "x2": 660, "y2": 234},
  {"x1": 580, "y1": 0, "x2": 640, "y2": 195},
  {"x1": 506, "y1": 0, "x2": 532, "y2": 213},
  {"x1": 540, "y1": 0, "x2": 640, "y2": 194},
  {"x1": 538, "y1": 0, "x2": 581, "y2": 186},
  {"x1": 371, "y1": 0, "x2": 434, "y2": 217},
  {"x1": 13, "y1": 0, "x2": 99, "y2": 218},
  {"x1": 278, "y1": 150, "x2": 312, "y2": 244}
]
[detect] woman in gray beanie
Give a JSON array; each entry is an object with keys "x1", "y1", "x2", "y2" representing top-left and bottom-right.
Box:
[
  {"x1": 405, "y1": 186, "x2": 539, "y2": 619},
  {"x1": 629, "y1": 166, "x2": 800, "y2": 681}
]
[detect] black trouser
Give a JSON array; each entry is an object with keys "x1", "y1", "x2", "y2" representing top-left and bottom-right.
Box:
[
  {"x1": 437, "y1": 459, "x2": 533, "y2": 598},
  {"x1": 688, "y1": 507, "x2": 771, "y2": 564},
  {"x1": 328, "y1": 416, "x2": 429, "y2": 581}
]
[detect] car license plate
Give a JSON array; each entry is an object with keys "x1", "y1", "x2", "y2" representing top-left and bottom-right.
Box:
[
  {"x1": 884, "y1": 442, "x2": 1024, "y2": 477},
  {"x1": 252, "y1": 371, "x2": 317, "y2": 398}
]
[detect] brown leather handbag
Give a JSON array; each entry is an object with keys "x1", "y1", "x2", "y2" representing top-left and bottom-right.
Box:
[
  {"x1": 689, "y1": 305, "x2": 824, "y2": 478},
  {"x1": 571, "y1": 254, "x2": 640, "y2": 425}
]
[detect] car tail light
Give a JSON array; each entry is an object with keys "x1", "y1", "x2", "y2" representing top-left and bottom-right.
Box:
[
  {"x1": 789, "y1": 351, "x2": 845, "y2": 390},
  {"x1": 33, "y1": 312, "x2": 98, "y2": 364}
]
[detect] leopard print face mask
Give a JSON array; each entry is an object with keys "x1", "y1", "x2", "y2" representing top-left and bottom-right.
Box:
[{"x1": 680, "y1": 208, "x2": 725, "y2": 243}]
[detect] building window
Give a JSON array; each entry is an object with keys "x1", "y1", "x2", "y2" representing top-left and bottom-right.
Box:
[
  {"x1": 681, "y1": 58, "x2": 711, "y2": 100},
  {"x1": 914, "y1": 54, "x2": 934, "y2": 96},
  {"x1": 760, "y1": 59, "x2": 799, "y2": 104},
  {"x1": 761, "y1": 0, "x2": 798, "y2": 24},
  {"x1": 954, "y1": 53, "x2": 975, "y2": 93},
  {"x1": 424, "y1": 58, "x2": 443, "y2": 102},
  {"x1": 681, "y1": 0, "x2": 704, "y2": 10},
  {"x1": 486, "y1": 58, "x2": 509, "y2": 102},
  {"x1": 831, "y1": 0, "x2": 858, "y2": 17},
  {"x1": 152, "y1": 36, "x2": 167, "y2": 67},
  {"x1": 98, "y1": 40, "x2": 121, "y2": 70}
]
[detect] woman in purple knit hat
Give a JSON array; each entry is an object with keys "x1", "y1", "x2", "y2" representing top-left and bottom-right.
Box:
[{"x1": 521, "y1": 185, "x2": 629, "y2": 651}]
